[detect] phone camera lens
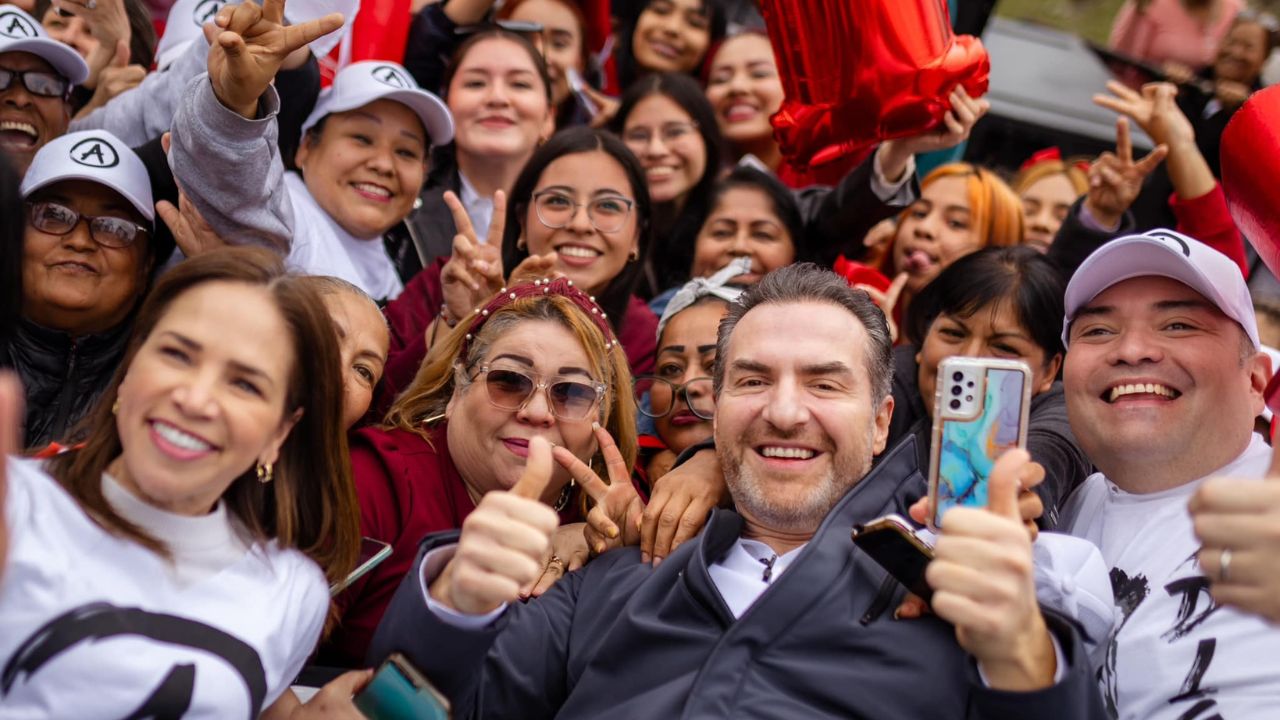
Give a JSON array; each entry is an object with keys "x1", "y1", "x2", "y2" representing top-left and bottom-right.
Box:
[
  {"x1": 949, "y1": 399, "x2": 961, "y2": 410},
  {"x1": 965, "y1": 395, "x2": 973, "y2": 402},
  {"x1": 950, "y1": 385, "x2": 962, "y2": 396},
  {"x1": 952, "y1": 372, "x2": 964, "y2": 382},
  {"x1": 967, "y1": 381, "x2": 975, "y2": 388}
]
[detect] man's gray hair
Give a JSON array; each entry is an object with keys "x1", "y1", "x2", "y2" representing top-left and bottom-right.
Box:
[{"x1": 713, "y1": 263, "x2": 894, "y2": 404}]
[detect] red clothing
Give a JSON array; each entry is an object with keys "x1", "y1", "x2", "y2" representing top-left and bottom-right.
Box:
[
  {"x1": 1109, "y1": 0, "x2": 1242, "y2": 70},
  {"x1": 1171, "y1": 183, "x2": 1249, "y2": 279},
  {"x1": 326, "y1": 422, "x2": 586, "y2": 666},
  {"x1": 379, "y1": 260, "x2": 657, "y2": 414},
  {"x1": 326, "y1": 424, "x2": 476, "y2": 666}
]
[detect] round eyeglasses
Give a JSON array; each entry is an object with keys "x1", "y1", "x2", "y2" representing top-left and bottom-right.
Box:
[
  {"x1": 26, "y1": 201, "x2": 149, "y2": 249},
  {"x1": 532, "y1": 190, "x2": 634, "y2": 234},
  {"x1": 634, "y1": 375, "x2": 715, "y2": 420},
  {"x1": 472, "y1": 365, "x2": 606, "y2": 421}
]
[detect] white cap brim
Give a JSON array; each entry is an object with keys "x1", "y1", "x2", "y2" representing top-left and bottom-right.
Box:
[
  {"x1": 1062, "y1": 234, "x2": 1260, "y2": 348},
  {"x1": 302, "y1": 85, "x2": 454, "y2": 146},
  {"x1": 1, "y1": 37, "x2": 89, "y2": 86}
]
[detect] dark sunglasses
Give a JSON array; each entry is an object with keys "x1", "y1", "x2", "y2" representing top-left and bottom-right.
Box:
[
  {"x1": 0, "y1": 67, "x2": 70, "y2": 98},
  {"x1": 26, "y1": 200, "x2": 149, "y2": 249},
  {"x1": 471, "y1": 365, "x2": 605, "y2": 421}
]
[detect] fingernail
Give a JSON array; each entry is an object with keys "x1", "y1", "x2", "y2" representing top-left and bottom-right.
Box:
[
  {"x1": 653, "y1": 556, "x2": 663, "y2": 567},
  {"x1": 641, "y1": 552, "x2": 650, "y2": 564},
  {"x1": 595, "y1": 542, "x2": 605, "y2": 554},
  {"x1": 608, "y1": 526, "x2": 619, "y2": 539},
  {"x1": 591, "y1": 421, "x2": 601, "y2": 430}
]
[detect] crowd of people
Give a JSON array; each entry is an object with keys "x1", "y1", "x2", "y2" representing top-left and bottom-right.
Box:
[{"x1": 2, "y1": 0, "x2": 1280, "y2": 717}]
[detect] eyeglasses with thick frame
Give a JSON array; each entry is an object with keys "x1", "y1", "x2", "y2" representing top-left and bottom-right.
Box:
[
  {"x1": 25, "y1": 200, "x2": 150, "y2": 249},
  {"x1": 532, "y1": 190, "x2": 635, "y2": 234},
  {"x1": 0, "y1": 67, "x2": 70, "y2": 98},
  {"x1": 634, "y1": 375, "x2": 715, "y2": 420},
  {"x1": 469, "y1": 364, "x2": 607, "y2": 421}
]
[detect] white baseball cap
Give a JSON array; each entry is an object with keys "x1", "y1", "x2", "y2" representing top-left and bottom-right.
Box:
[
  {"x1": 1062, "y1": 229, "x2": 1259, "y2": 348},
  {"x1": 0, "y1": 5, "x2": 89, "y2": 86},
  {"x1": 301, "y1": 60, "x2": 453, "y2": 145},
  {"x1": 21, "y1": 130, "x2": 154, "y2": 222},
  {"x1": 154, "y1": 0, "x2": 358, "y2": 70}
]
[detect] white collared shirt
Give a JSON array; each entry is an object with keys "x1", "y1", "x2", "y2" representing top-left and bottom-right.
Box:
[{"x1": 458, "y1": 171, "x2": 494, "y2": 244}]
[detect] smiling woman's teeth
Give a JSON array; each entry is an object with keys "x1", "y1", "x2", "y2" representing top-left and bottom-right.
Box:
[
  {"x1": 558, "y1": 246, "x2": 598, "y2": 258},
  {"x1": 0, "y1": 120, "x2": 36, "y2": 138},
  {"x1": 352, "y1": 182, "x2": 390, "y2": 198},
  {"x1": 1108, "y1": 383, "x2": 1177, "y2": 402},
  {"x1": 761, "y1": 446, "x2": 815, "y2": 459},
  {"x1": 154, "y1": 422, "x2": 212, "y2": 452}
]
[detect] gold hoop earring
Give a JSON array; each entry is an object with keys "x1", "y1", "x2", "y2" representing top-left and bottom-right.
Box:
[
  {"x1": 256, "y1": 462, "x2": 274, "y2": 484},
  {"x1": 517, "y1": 236, "x2": 527, "y2": 251}
]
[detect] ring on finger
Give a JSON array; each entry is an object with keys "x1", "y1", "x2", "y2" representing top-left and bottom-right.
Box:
[
  {"x1": 546, "y1": 555, "x2": 566, "y2": 574},
  {"x1": 1219, "y1": 548, "x2": 1232, "y2": 583}
]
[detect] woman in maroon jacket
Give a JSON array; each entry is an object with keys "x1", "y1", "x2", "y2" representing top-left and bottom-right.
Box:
[
  {"x1": 325, "y1": 277, "x2": 639, "y2": 666},
  {"x1": 380, "y1": 127, "x2": 656, "y2": 412}
]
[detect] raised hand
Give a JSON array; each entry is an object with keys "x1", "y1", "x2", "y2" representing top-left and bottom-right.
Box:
[
  {"x1": 57, "y1": 0, "x2": 131, "y2": 90},
  {"x1": 926, "y1": 449, "x2": 1056, "y2": 691},
  {"x1": 158, "y1": 133, "x2": 228, "y2": 258},
  {"x1": 74, "y1": 41, "x2": 146, "y2": 119},
  {"x1": 877, "y1": 86, "x2": 990, "y2": 180},
  {"x1": 1094, "y1": 80, "x2": 1195, "y2": 150},
  {"x1": 429, "y1": 437, "x2": 559, "y2": 615},
  {"x1": 0, "y1": 372, "x2": 24, "y2": 582},
  {"x1": 640, "y1": 447, "x2": 725, "y2": 566},
  {"x1": 855, "y1": 272, "x2": 908, "y2": 343},
  {"x1": 552, "y1": 424, "x2": 643, "y2": 557},
  {"x1": 1189, "y1": 435, "x2": 1280, "y2": 623},
  {"x1": 203, "y1": 0, "x2": 343, "y2": 118},
  {"x1": 1082, "y1": 117, "x2": 1168, "y2": 230},
  {"x1": 438, "y1": 190, "x2": 506, "y2": 326}
]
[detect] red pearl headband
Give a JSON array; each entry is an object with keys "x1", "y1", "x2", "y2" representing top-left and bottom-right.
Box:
[{"x1": 459, "y1": 277, "x2": 619, "y2": 359}]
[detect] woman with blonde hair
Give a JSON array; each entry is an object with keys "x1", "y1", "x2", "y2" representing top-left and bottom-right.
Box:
[
  {"x1": 325, "y1": 278, "x2": 638, "y2": 667},
  {"x1": 889, "y1": 162, "x2": 1024, "y2": 316},
  {"x1": 1012, "y1": 150, "x2": 1089, "y2": 253}
]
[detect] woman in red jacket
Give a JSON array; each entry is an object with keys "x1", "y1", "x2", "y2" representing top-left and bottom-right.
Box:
[{"x1": 325, "y1": 277, "x2": 638, "y2": 666}]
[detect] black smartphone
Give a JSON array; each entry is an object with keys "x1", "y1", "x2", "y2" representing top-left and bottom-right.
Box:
[
  {"x1": 851, "y1": 514, "x2": 935, "y2": 602},
  {"x1": 330, "y1": 537, "x2": 393, "y2": 595},
  {"x1": 354, "y1": 652, "x2": 451, "y2": 720}
]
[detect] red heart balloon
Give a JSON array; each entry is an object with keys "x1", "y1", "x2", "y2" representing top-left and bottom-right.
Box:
[
  {"x1": 758, "y1": 0, "x2": 989, "y2": 172},
  {"x1": 1221, "y1": 86, "x2": 1280, "y2": 409}
]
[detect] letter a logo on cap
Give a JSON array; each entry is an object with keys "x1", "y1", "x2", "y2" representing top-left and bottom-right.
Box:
[
  {"x1": 69, "y1": 137, "x2": 120, "y2": 169},
  {"x1": 0, "y1": 10, "x2": 39, "y2": 38},
  {"x1": 371, "y1": 65, "x2": 411, "y2": 89},
  {"x1": 1144, "y1": 230, "x2": 1193, "y2": 258},
  {"x1": 193, "y1": 0, "x2": 225, "y2": 27}
]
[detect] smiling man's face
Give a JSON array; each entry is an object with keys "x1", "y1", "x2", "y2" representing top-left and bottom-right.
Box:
[
  {"x1": 714, "y1": 300, "x2": 893, "y2": 534},
  {"x1": 0, "y1": 51, "x2": 71, "y2": 175},
  {"x1": 1064, "y1": 275, "x2": 1268, "y2": 491}
]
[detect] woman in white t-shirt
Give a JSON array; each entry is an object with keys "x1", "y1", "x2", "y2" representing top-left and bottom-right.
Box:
[{"x1": 0, "y1": 247, "x2": 360, "y2": 717}]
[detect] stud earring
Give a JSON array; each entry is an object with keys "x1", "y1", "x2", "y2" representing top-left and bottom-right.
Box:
[
  {"x1": 111, "y1": 399, "x2": 120, "y2": 415},
  {"x1": 256, "y1": 462, "x2": 274, "y2": 484}
]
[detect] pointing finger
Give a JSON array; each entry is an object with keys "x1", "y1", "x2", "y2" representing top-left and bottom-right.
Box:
[{"x1": 281, "y1": 13, "x2": 345, "y2": 52}]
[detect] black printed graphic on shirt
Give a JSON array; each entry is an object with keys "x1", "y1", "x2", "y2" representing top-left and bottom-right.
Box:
[
  {"x1": 1, "y1": 602, "x2": 268, "y2": 720},
  {"x1": 1103, "y1": 567, "x2": 1150, "y2": 717}
]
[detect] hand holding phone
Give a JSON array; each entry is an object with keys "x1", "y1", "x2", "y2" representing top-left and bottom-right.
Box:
[
  {"x1": 851, "y1": 514, "x2": 935, "y2": 602},
  {"x1": 927, "y1": 358, "x2": 1032, "y2": 531},
  {"x1": 354, "y1": 653, "x2": 450, "y2": 720}
]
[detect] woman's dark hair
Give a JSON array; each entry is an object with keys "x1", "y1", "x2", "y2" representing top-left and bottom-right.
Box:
[
  {"x1": 0, "y1": 155, "x2": 20, "y2": 343},
  {"x1": 426, "y1": 27, "x2": 555, "y2": 188},
  {"x1": 904, "y1": 245, "x2": 1067, "y2": 363},
  {"x1": 612, "y1": 0, "x2": 727, "y2": 91},
  {"x1": 610, "y1": 72, "x2": 723, "y2": 294},
  {"x1": 34, "y1": 0, "x2": 157, "y2": 70},
  {"x1": 502, "y1": 126, "x2": 652, "y2": 328},
  {"x1": 47, "y1": 248, "x2": 360, "y2": 588}
]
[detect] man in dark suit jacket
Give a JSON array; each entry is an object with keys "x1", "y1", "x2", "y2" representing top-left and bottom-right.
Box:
[{"x1": 369, "y1": 263, "x2": 1108, "y2": 719}]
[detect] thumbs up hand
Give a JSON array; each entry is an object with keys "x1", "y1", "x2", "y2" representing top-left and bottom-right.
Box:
[
  {"x1": 429, "y1": 437, "x2": 562, "y2": 615},
  {"x1": 1188, "y1": 438, "x2": 1280, "y2": 623},
  {"x1": 926, "y1": 449, "x2": 1057, "y2": 691}
]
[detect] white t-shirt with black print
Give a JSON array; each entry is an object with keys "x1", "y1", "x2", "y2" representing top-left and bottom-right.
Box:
[
  {"x1": 1061, "y1": 433, "x2": 1280, "y2": 719},
  {"x1": 0, "y1": 457, "x2": 328, "y2": 718}
]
